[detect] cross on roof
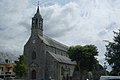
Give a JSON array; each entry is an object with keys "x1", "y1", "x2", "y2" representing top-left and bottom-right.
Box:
[{"x1": 38, "y1": 1, "x2": 40, "y2": 6}]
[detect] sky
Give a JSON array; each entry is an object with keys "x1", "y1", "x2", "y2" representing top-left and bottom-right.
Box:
[{"x1": 0, "y1": 0, "x2": 120, "y2": 69}]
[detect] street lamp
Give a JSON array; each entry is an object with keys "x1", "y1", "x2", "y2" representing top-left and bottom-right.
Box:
[{"x1": 104, "y1": 62, "x2": 107, "y2": 75}]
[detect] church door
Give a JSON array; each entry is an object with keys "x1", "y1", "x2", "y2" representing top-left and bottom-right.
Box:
[{"x1": 31, "y1": 70, "x2": 36, "y2": 80}]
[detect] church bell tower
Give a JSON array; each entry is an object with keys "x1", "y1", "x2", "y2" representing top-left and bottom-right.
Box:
[
  {"x1": 24, "y1": 6, "x2": 46, "y2": 80},
  {"x1": 31, "y1": 6, "x2": 43, "y2": 36}
]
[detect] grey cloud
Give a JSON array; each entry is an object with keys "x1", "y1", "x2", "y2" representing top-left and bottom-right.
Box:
[
  {"x1": 45, "y1": 26, "x2": 74, "y2": 38},
  {"x1": 18, "y1": 21, "x2": 31, "y2": 30},
  {"x1": 0, "y1": 0, "x2": 31, "y2": 55},
  {"x1": 0, "y1": 25, "x2": 7, "y2": 31},
  {"x1": 41, "y1": 1, "x2": 120, "y2": 66},
  {"x1": 30, "y1": 0, "x2": 79, "y2": 6},
  {"x1": 106, "y1": 22, "x2": 117, "y2": 31},
  {"x1": 1, "y1": 0, "x2": 120, "y2": 67},
  {"x1": 43, "y1": 3, "x2": 80, "y2": 38},
  {"x1": 108, "y1": 0, "x2": 120, "y2": 8},
  {"x1": 98, "y1": 30, "x2": 107, "y2": 37}
]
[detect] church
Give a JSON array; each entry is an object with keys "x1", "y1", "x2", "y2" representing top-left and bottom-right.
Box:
[{"x1": 24, "y1": 6, "x2": 76, "y2": 80}]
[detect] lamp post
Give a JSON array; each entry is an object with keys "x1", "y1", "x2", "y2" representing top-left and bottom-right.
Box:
[
  {"x1": 104, "y1": 62, "x2": 107, "y2": 75},
  {"x1": 88, "y1": 71, "x2": 93, "y2": 80},
  {"x1": 49, "y1": 76, "x2": 52, "y2": 80}
]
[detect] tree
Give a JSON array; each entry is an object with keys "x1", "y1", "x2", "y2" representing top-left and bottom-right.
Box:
[
  {"x1": 105, "y1": 30, "x2": 120, "y2": 75},
  {"x1": 14, "y1": 55, "x2": 27, "y2": 78},
  {"x1": 67, "y1": 45, "x2": 98, "y2": 80}
]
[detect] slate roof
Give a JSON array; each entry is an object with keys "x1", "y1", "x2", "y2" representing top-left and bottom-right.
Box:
[
  {"x1": 48, "y1": 51, "x2": 76, "y2": 65},
  {"x1": 38, "y1": 35, "x2": 69, "y2": 51}
]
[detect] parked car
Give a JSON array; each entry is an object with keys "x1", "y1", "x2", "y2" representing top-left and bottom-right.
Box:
[
  {"x1": 0, "y1": 78, "x2": 4, "y2": 80},
  {"x1": 100, "y1": 76, "x2": 120, "y2": 80},
  {"x1": 4, "y1": 77, "x2": 14, "y2": 80},
  {"x1": 4, "y1": 77, "x2": 24, "y2": 80}
]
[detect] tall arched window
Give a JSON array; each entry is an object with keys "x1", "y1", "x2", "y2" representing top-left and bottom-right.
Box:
[
  {"x1": 32, "y1": 51, "x2": 36, "y2": 60},
  {"x1": 31, "y1": 70, "x2": 36, "y2": 79},
  {"x1": 35, "y1": 18, "x2": 38, "y2": 27}
]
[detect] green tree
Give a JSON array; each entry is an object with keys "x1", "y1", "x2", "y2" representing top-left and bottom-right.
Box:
[
  {"x1": 105, "y1": 30, "x2": 120, "y2": 75},
  {"x1": 14, "y1": 55, "x2": 27, "y2": 78},
  {"x1": 67, "y1": 45, "x2": 98, "y2": 80}
]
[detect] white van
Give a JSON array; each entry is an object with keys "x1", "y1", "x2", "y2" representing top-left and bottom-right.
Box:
[{"x1": 100, "y1": 76, "x2": 120, "y2": 80}]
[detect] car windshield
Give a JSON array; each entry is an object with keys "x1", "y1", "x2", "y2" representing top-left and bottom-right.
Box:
[{"x1": 106, "y1": 79, "x2": 120, "y2": 80}]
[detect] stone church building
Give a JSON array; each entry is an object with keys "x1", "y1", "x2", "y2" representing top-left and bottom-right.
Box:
[{"x1": 24, "y1": 6, "x2": 75, "y2": 80}]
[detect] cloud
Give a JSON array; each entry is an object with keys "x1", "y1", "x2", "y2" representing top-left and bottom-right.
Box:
[
  {"x1": 0, "y1": 0, "x2": 120, "y2": 67},
  {"x1": 43, "y1": 2, "x2": 80, "y2": 37},
  {"x1": 0, "y1": 0, "x2": 32, "y2": 55},
  {"x1": 41, "y1": 0, "x2": 120, "y2": 65}
]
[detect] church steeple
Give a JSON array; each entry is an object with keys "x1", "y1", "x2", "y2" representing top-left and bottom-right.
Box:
[
  {"x1": 31, "y1": 6, "x2": 43, "y2": 36},
  {"x1": 37, "y1": 6, "x2": 40, "y2": 13},
  {"x1": 34, "y1": 6, "x2": 42, "y2": 18}
]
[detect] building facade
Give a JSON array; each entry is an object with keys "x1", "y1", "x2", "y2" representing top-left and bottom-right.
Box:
[
  {"x1": 0, "y1": 59, "x2": 15, "y2": 78},
  {"x1": 24, "y1": 6, "x2": 75, "y2": 80}
]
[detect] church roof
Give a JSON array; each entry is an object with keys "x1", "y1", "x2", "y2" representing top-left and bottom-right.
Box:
[
  {"x1": 38, "y1": 35, "x2": 69, "y2": 51},
  {"x1": 48, "y1": 51, "x2": 76, "y2": 65}
]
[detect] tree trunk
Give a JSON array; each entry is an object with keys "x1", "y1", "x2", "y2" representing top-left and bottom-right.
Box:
[
  {"x1": 77, "y1": 61, "x2": 85, "y2": 80},
  {"x1": 80, "y1": 69, "x2": 87, "y2": 80},
  {"x1": 76, "y1": 61, "x2": 81, "y2": 80},
  {"x1": 80, "y1": 71, "x2": 83, "y2": 80},
  {"x1": 79, "y1": 68, "x2": 84, "y2": 80}
]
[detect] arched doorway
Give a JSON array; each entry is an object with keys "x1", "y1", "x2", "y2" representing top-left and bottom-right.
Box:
[{"x1": 31, "y1": 70, "x2": 36, "y2": 80}]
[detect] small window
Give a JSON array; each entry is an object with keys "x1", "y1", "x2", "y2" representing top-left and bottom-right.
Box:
[
  {"x1": 1, "y1": 67, "x2": 3, "y2": 71},
  {"x1": 32, "y1": 51, "x2": 36, "y2": 60},
  {"x1": 7, "y1": 67, "x2": 10, "y2": 71}
]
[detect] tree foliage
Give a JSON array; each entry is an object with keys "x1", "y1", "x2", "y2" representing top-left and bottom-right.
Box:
[
  {"x1": 68, "y1": 45, "x2": 98, "y2": 71},
  {"x1": 14, "y1": 55, "x2": 27, "y2": 78},
  {"x1": 105, "y1": 30, "x2": 120, "y2": 75}
]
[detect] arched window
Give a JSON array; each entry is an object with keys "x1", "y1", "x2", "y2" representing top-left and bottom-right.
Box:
[
  {"x1": 32, "y1": 51, "x2": 36, "y2": 60},
  {"x1": 35, "y1": 18, "x2": 38, "y2": 27},
  {"x1": 31, "y1": 70, "x2": 36, "y2": 79},
  {"x1": 32, "y1": 19, "x2": 35, "y2": 28},
  {"x1": 61, "y1": 67, "x2": 64, "y2": 75},
  {"x1": 39, "y1": 20, "x2": 42, "y2": 29}
]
